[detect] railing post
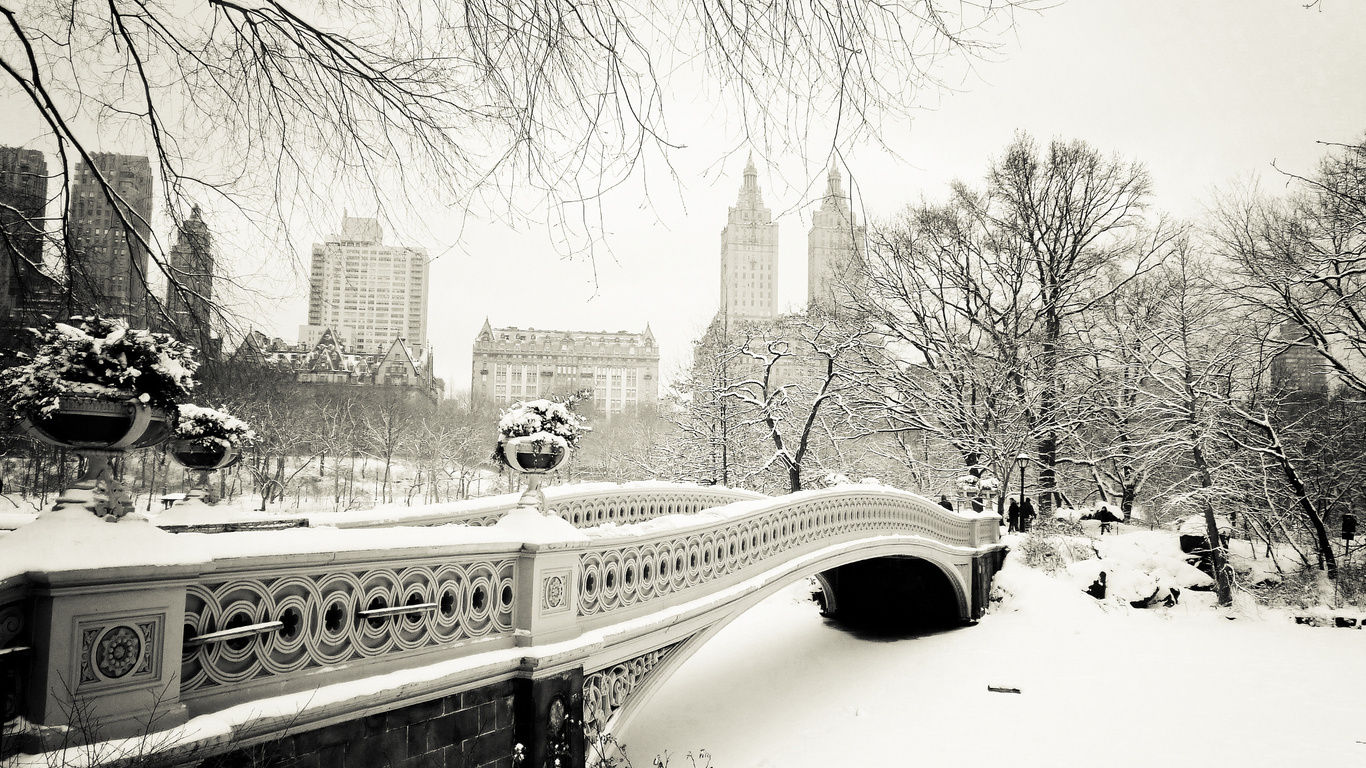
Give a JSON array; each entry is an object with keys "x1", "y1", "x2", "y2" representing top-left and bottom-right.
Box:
[
  {"x1": 24, "y1": 565, "x2": 194, "y2": 745},
  {"x1": 513, "y1": 543, "x2": 584, "y2": 646}
]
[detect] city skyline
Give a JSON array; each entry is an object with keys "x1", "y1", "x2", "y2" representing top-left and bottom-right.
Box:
[{"x1": 1, "y1": 4, "x2": 1364, "y2": 396}]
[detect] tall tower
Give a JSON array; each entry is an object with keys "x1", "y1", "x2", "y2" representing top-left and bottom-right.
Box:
[
  {"x1": 0, "y1": 146, "x2": 51, "y2": 317},
  {"x1": 719, "y1": 155, "x2": 779, "y2": 321},
  {"x1": 303, "y1": 215, "x2": 429, "y2": 352},
  {"x1": 165, "y1": 205, "x2": 216, "y2": 355},
  {"x1": 1269, "y1": 320, "x2": 1328, "y2": 401},
  {"x1": 68, "y1": 153, "x2": 154, "y2": 322},
  {"x1": 807, "y1": 165, "x2": 865, "y2": 312}
]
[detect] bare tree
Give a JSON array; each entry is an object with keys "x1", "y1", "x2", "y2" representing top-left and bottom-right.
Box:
[
  {"x1": 0, "y1": 0, "x2": 1032, "y2": 334},
  {"x1": 715, "y1": 312, "x2": 873, "y2": 492},
  {"x1": 982, "y1": 134, "x2": 1177, "y2": 513},
  {"x1": 1212, "y1": 137, "x2": 1366, "y2": 396}
]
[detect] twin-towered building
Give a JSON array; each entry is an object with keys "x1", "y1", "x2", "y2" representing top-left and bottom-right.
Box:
[
  {"x1": 469, "y1": 158, "x2": 864, "y2": 414},
  {"x1": 718, "y1": 156, "x2": 865, "y2": 325}
]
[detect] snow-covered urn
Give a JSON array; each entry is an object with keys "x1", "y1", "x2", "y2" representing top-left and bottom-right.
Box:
[
  {"x1": 3, "y1": 316, "x2": 198, "y2": 520},
  {"x1": 496, "y1": 395, "x2": 590, "y2": 511},
  {"x1": 978, "y1": 476, "x2": 1000, "y2": 499},
  {"x1": 956, "y1": 474, "x2": 981, "y2": 498},
  {"x1": 169, "y1": 404, "x2": 255, "y2": 502}
]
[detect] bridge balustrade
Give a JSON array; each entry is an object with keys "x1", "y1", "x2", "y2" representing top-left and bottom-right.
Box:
[
  {"x1": 575, "y1": 488, "x2": 998, "y2": 623},
  {"x1": 4, "y1": 483, "x2": 1003, "y2": 767}
]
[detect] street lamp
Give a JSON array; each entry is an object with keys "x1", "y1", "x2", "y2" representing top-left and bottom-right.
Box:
[{"x1": 1015, "y1": 452, "x2": 1030, "y2": 532}]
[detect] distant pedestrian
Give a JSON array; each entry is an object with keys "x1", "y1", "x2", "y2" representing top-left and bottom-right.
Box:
[
  {"x1": 1007, "y1": 498, "x2": 1020, "y2": 533},
  {"x1": 938, "y1": 494, "x2": 953, "y2": 511},
  {"x1": 1096, "y1": 504, "x2": 1119, "y2": 535},
  {"x1": 1021, "y1": 497, "x2": 1036, "y2": 531}
]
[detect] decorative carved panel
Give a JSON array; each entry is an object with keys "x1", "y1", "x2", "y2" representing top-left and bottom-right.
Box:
[
  {"x1": 75, "y1": 613, "x2": 163, "y2": 691},
  {"x1": 583, "y1": 640, "x2": 685, "y2": 736}
]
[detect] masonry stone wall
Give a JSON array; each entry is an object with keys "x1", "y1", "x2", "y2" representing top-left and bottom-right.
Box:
[{"x1": 201, "y1": 679, "x2": 516, "y2": 768}]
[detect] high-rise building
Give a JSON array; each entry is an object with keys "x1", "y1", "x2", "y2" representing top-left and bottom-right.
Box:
[
  {"x1": 472, "y1": 320, "x2": 659, "y2": 418},
  {"x1": 1269, "y1": 320, "x2": 1328, "y2": 400},
  {"x1": 0, "y1": 146, "x2": 53, "y2": 318},
  {"x1": 302, "y1": 215, "x2": 429, "y2": 352},
  {"x1": 165, "y1": 205, "x2": 216, "y2": 355},
  {"x1": 719, "y1": 155, "x2": 779, "y2": 321},
  {"x1": 807, "y1": 165, "x2": 865, "y2": 312},
  {"x1": 68, "y1": 153, "x2": 153, "y2": 322}
]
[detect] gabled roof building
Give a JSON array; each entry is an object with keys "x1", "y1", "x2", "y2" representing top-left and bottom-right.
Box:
[{"x1": 236, "y1": 327, "x2": 444, "y2": 401}]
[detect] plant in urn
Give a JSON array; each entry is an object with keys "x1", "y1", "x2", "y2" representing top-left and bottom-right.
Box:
[
  {"x1": 495, "y1": 392, "x2": 590, "y2": 512},
  {"x1": 2, "y1": 316, "x2": 197, "y2": 520},
  {"x1": 169, "y1": 404, "x2": 255, "y2": 503}
]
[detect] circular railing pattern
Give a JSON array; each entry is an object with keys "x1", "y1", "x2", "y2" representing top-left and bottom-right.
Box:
[
  {"x1": 549, "y1": 488, "x2": 762, "y2": 528},
  {"x1": 181, "y1": 558, "x2": 516, "y2": 694},
  {"x1": 578, "y1": 492, "x2": 982, "y2": 617}
]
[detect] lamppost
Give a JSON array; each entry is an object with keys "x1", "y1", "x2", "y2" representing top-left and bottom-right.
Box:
[{"x1": 1015, "y1": 452, "x2": 1030, "y2": 532}]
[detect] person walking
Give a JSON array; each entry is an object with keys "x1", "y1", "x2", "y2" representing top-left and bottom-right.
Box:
[
  {"x1": 1021, "y1": 496, "x2": 1037, "y2": 531},
  {"x1": 938, "y1": 494, "x2": 954, "y2": 511},
  {"x1": 1007, "y1": 497, "x2": 1020, "y2": 533}
]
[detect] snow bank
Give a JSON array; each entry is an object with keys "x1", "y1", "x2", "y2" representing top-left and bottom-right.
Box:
[{"x1": 994, "y1": 528, "x2": 1213, "y2": 614}]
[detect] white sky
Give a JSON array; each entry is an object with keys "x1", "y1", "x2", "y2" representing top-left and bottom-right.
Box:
[{"x1": 5, "y1": 0, "x2": 1366, "y2": 395}]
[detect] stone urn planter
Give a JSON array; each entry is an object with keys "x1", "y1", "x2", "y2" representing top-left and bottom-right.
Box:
[
  {"x1": 500, "y1": 435, "x2": 570, "y2": 510},
  {"x1": 2, "y1": 316, "x2": 199, "y2": 520},
  {"x1": 167, "y1": 405, "x2": 254, "y2": 504},
  {"x1": 169, "y1": 440, "x2": 242, "y2": 503},
  {"x1": 19, "y1": 396, "x2": 173, "y2": 519},
  {"x1": 495, "y1": 395, "x2": 589, "y2": 512}
]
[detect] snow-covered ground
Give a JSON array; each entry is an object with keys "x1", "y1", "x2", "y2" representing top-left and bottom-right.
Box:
[{"x1": 627, "y1": 534, "x2": 1366, "y2": 768}]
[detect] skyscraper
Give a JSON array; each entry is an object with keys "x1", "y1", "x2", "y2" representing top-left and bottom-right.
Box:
[
  {"x1": 719, "y1": 156, "x2": 779, "y2": 321},
  {"x1": 67, "y1": 153, "x2": 154, "y2": 322},
  {"x1": 0, "y1": 146, "x2": 52, "y2": 318},
  {"x1": 165, "y1": 205, "x2": 216, "y2": 355},
  {"x1": 807, "y1": 165, "x2": 865, "y2": 312},
  {"x1": 302, "y1": 215, "x2": 429, "y2": 352},
  {"x1": 1269, "y1": 320, "x2": 1328, "y2": 401}
]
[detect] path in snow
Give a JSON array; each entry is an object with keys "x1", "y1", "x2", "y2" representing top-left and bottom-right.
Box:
[{"x1": 625, "y1": 582, "x2": 1366, "y2": 768}]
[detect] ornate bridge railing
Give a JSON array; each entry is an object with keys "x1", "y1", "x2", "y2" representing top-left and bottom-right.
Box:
[
  {"x1": 574, "y1": 487, "x2": 999, "y2": 627},
  {"x1": 179, "y1": 547, "x2": 522, "y2": 704},
  {"x1": 6, "y1": 484, "x2": 1000, "y2": 760}
]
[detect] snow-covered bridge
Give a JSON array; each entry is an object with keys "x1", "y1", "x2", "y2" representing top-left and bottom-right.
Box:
[{"x1": 0, "y1": 483, "x2": 1004, "y2": 768}]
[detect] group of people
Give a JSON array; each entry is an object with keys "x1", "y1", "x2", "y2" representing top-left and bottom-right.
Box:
[
  {"x1": 1006, "y1": 496, "x2": 1036, "y2": 533},
  {"x1": 937, "y1": 494, "x2": 1036, "y2": 533}
]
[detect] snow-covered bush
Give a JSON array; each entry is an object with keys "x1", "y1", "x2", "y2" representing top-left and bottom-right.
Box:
[
  {"x1": 173, "y1": 404, "x2": 256, "y2": 450},
  {"x1": 1017, "y1": 517, "x2": 1091, "y2": 573},
  {"x1": 2, "y1": 316, "x2": 197, "y2": 418},
  {"x1": 978, "y1": 476, "x2": 1000, "y2": 494}
]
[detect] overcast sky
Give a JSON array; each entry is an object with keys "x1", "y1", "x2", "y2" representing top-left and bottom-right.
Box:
[{"x1": 6, "y1": 1, "x2": 1366, "y2": 396}]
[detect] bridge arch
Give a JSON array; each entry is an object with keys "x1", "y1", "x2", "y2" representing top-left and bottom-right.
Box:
[{"x1": 584, "y1": 535, "x2": 978, "y2": 741}]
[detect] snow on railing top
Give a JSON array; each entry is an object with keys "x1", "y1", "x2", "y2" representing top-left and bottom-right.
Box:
[{"x1": 157, "y1": 481, "x2": 766, "y2": 532}]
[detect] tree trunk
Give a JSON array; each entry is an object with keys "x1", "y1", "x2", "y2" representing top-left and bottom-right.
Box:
[{"x1": 1191, "y1": 443, "x2": 1233, "y2": 607}]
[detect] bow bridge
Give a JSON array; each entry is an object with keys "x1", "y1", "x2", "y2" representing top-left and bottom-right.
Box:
[{"x1": 0, "y1": 483, "x2": 1004, "y2": 768}]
